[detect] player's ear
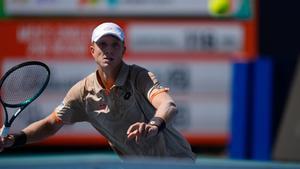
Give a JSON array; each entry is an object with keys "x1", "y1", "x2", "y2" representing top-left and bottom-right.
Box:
[
  {"x1": 90, "y1": 43, "x2": 95, "y2": 55},
  {"x1": 122, "y1": 45, "x2": 126, "y2": 55}
]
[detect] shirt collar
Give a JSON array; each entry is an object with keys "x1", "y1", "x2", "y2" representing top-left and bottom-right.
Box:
[
  {"x1": 93, "y1": 62, "x2": 129, "y2": 93},
  {"x1": 114, "y1": 62, "x2": 129, "y2": 86},
  {"x1": 93, "y1": 71, "x2": 102, "y2": 93}
]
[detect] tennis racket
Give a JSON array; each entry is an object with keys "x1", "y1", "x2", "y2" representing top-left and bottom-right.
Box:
[{"x1": 0, "y1": 61, "x2": 50, "y2": 137}]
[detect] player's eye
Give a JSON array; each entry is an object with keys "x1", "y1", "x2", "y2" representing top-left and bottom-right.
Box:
[
  {"x1": 96, "y1": 42, "x2": 107, "y2": 49},
  {"x1": 112, "y1": 42, "x2": 121, "y2": 49}
]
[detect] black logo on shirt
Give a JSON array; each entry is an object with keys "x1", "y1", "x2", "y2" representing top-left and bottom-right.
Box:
[{"x1": 124, "y1": 92, "x2": 131, "y2": 100}]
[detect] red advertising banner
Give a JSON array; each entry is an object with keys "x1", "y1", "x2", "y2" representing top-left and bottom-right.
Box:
[{"x1": 0, "y1": 19, "x2": 257, "y2": 61}]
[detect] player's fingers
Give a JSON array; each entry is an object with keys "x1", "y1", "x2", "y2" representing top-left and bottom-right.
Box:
[
  {"x1": 135, "y1": 134, "x2": 141, "y2": 144},
  {"x1": 134, "y1": 123, "x2": 146, "y2": 144},
  {"x1": 127, "y1": 129, "x2": 138, "y2": 140},
  {"x1": 146, "y1": 125, "x2": 159, "y2": 138},
  {"x1": 138, "y1": 123, "x2": 146, "y2": 137},
  {"x1": 0, "y1": 135, "x2": 14, "y2": 152},
  {"x1": 145, "y1": 125, "x2": 152, "y2": 136},
  {"x1": 127, "y1": 122, "x2": 144, "y2": 133},
  {"x1": 3, "y1": 135, "x2": 14, "y2": 148},
  {"x1": 126, "y1": 122, "x2": 140, "y2": 134}
]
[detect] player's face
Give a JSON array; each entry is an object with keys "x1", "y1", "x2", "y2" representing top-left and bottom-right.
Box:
[{"x1": 91, "y1": 35, "x2": 125, "y2": 70}]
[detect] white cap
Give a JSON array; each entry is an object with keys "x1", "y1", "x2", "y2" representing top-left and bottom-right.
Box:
[{"x1": 91, "y1": 22, "x2": 125, "y2": 42}]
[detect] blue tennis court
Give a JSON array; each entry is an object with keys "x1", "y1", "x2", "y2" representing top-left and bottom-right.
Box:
[{"x1": 1, "y1": 152, "x2": 299, "y2": 169}]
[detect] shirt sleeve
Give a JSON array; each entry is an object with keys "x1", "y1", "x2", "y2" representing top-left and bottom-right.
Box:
[
  {"x1": 54, "y1": 80, "x2": 88, "y2": 124},
  {"x1": 135, "y1": 69, "x2": 169, "y2": 102}
]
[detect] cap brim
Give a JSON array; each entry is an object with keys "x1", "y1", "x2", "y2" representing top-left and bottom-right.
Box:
[{"x1": 93, "y1": 32, "x2": 124, "y2": 42}]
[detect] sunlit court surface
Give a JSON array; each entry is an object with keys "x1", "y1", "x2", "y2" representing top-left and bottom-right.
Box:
[{"x1": 1, "y1": 152, "x2": 300, "y2": 169}]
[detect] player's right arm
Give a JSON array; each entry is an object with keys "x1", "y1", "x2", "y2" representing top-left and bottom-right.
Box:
[
  {"x1": 22, "y1": 112, "x2": 63, "y2": 144},
  {"x1": 1, "y1": 77, "x2": 86, "y2": 152},
  {"x1": 0, "y1": 112, "x2": 63, "y2": 151}
]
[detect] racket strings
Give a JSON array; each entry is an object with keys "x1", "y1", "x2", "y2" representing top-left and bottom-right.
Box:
[{"x1": 0, "y1": 65, "x2": 49, "y2": 105}]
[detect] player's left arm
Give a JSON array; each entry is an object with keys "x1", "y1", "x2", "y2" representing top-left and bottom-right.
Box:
[
  {"x1": 149, "y1": 88, "x2": 178, "y2": 124},
  {"x1": 127, "y1": 89, "x2": 177, "y2": 142},
  {"x1": 127, "y1": 69, "x2": 178, "y2": 142}
]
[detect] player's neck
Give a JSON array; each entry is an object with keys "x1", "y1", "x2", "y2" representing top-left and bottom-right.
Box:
[
  {"x1": 97, "y1": 70, "x2": 114, "y2": 90},
  {"x1": 97, "y1": 63, "x2": 122, "y2": 89}
]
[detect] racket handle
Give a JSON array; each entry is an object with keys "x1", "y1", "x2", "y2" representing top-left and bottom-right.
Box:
[{"x1": 0, "y1": 125, "x2": 10, "y2": 137}]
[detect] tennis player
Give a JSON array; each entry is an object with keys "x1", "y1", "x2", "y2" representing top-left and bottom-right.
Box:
[{"x1": 0, "y1": 22, "x2": 196, "y2": 161}]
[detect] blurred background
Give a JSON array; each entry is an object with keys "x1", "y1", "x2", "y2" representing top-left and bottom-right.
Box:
[{"x1": 0, "y1": 0, "x2": 299, "y2": 163}]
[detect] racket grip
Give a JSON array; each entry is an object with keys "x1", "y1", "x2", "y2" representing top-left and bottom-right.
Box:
[{"x1": 0, "y1": 125, "x2": 10, "y2": 137}]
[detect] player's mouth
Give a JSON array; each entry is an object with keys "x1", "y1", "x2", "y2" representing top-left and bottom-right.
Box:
[{"x1": 104, "y1": 57, "x2": 114, "y2": 61}]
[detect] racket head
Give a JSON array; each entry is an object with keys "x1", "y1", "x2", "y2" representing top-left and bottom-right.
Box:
[{"x1": 0, "y1": 61, "x2": 50, "y2": 108}]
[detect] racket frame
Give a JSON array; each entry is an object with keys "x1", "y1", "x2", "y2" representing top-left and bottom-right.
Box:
[{"x1": 0, "y1": 61, "x2": 50, "y2": 137}]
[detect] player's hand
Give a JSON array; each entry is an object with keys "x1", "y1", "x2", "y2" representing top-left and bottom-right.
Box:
[
  {"x1": 126, "y1": 122, "x2": 159, "y2": 144},
  {"x1": 0, "y1": 135, "x2": 14, "y2": 152}
]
